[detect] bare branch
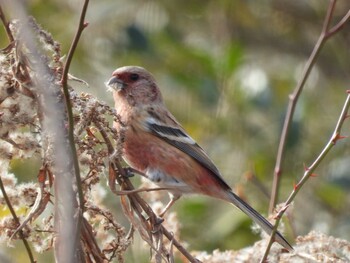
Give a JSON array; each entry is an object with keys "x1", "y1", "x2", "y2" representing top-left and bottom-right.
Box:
[
  {"x1": 0, "y1": 5, "x2": 14, "y2": 42},
  {"x1": 265, "y1": 1, "x2": 350, "y2": 260},
  {"x1": 326, "y1": 9, "x2": 350, "y2": 38},
  {"x1": 0, "y1": 175, "x2": 35, "y2": 263},
  {"x1": 263, "y1": 91, "x2": 350, "y2": 262},
  {"x1": 269, "y1": 0, "x2": 349, "y2": 212},
  {"x1": 59, "y1": 0, "x2": 90, "y2": 261}
]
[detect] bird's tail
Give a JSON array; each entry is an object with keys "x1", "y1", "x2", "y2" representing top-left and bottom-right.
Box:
[{"x1": 227, "y1": 191, "x2": 293, "y2": 251}]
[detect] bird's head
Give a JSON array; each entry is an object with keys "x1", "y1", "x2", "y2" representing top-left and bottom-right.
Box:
[{"x1": 106, "y1": 66, "x2": 162, "y2": 107}]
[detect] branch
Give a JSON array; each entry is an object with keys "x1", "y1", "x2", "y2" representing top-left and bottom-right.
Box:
[
  {"x1": 0, "y1": 5, "x2": 14, "y2": 42},
  {"x1": 59, "y1": 0, "x2": 89, "y2": 260},
  {"x1": 60, "y1": 0, "x2": 89, "y2": 213},
  {"x1": 264, "y1": 2, "x2": 350, "y2": 260},
  {"x1": 326, "y1": 9, "x2": 350, "y2": 38},
  {"x1": 269, "y1": 0, "x2": 350, "y2": 212},
  {"x1": 262, "y1": 91, "x2": 350, "y2": 262},
  {"x1": 0, "y1": 176, "x2": 35, "y2": 263}
]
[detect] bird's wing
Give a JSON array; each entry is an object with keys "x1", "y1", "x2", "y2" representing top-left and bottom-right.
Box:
[{"x1": 144, "y1": 115, "x2": 231, "y2": 190}]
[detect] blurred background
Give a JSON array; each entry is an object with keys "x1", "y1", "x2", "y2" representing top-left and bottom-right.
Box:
[{"x1": 1, "y1": 0, "x2": 350, "y2": 262}]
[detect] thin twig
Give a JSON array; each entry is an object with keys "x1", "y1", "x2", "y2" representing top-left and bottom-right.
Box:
[
  {"x1": 60, "y1": 0, "x2": 89, "y2": 213},
  {"x1": 114, "y1": 187, "x2": 180, "y2": 196},
  {"x1": 0, "y1": 176, "x2": 35, "y2": 263},
  {"x1": 81, "y1": 217, "x2": 107, "y2": 262},
  {"x1": 60, "y1": 0, "x2": 89, "y2": 258},
  {"x1": 162, "y1": 227, "x2": 201, "y2": 263},
  {"x1": 262, "y1": 91, "x2": 350, "y2": 262},
  {"x1": 0, "y1": 5, "x2": 14, "y2": 42},
  {"x1": 269, "y1": 0, "x2": 349, "y2": 212},
  {"x1": 326, "y1": 9, "x2": 350, "y2": 38}
]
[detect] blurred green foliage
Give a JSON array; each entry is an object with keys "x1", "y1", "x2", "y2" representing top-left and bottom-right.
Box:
[{"x1": 1, "y1": 0, "x2": 350, "y2": 261}]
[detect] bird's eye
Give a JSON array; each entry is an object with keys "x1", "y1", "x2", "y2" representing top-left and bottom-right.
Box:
[{"x1": 129, "y1": 73, "x2": 139, "y2": 81}]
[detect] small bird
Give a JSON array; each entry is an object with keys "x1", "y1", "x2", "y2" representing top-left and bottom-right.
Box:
[{"x1": 107, "y1": 66, "x2": 293, "y2": 251}]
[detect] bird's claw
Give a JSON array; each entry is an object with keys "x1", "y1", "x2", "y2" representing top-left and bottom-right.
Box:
[
  {"x1": 155, "y1": 216, "x2": 164, "y2": 225},
  {"x1": 123, "y1": 168, "x2": 135, "y2": 178},
  {"x1": 146, "y1": 215, "x2": 164, "y2": 233}
]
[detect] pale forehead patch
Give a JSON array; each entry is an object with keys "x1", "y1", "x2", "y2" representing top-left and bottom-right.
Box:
[{"x1": 113, "y1": 66, "x2": 148, "y2": 75}]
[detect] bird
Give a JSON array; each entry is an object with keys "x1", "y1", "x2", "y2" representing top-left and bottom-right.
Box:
[{"x1": 106, "y1": 65, "x2": 293, "y2": 251}]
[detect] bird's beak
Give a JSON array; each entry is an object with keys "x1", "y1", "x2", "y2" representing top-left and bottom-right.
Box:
[{"x1": 106, "y1": 76, "x2": 126, "y2": 91}]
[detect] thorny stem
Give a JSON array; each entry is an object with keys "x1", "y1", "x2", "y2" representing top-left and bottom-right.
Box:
[
  {"x1": 265, "y1": 1, "x2": 350, "y2": 261},
  {"x1": 269, "y1": 0, "x2": 350, "y2": 212},
  {"x1": 262, "y1": 93, "x2": 350, "y2": 262},
  {"x1": 60, "y1": 0, "x2": 89, "y2": 254}
]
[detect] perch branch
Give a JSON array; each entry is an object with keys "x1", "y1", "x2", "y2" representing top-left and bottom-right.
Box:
[{"x1": 94, "y1": 120, "x2": 201, "y2": 263}]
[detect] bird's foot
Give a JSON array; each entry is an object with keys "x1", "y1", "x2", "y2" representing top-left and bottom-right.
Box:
[{"x1": 123, "y1": 167, "x2": 135, "y2": 178}]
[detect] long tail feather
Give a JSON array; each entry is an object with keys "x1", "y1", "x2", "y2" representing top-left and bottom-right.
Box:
[{"x1": 228, "y1": 191, "x2": 293, "y2": 251}]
